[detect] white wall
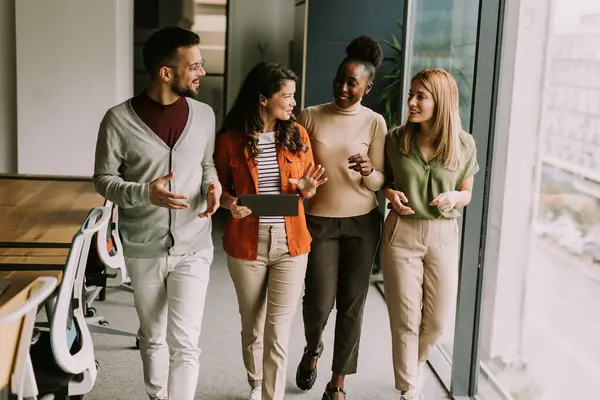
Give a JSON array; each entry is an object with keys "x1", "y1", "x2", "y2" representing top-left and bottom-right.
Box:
[
  {"x1": 116, "y1": 1, "x2": 135, "y2": 107},
  {"x1": 0, "y1": 0, "x2": 16, "y2": 173},
  {"x1": 226, "y1": 0, "x2": 296, "y2": 111},
  {"x1": 15, "y1": 0, "x2": 134, "y2": 176}
]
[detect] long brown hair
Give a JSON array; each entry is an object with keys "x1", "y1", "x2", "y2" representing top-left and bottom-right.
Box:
[
  {"x1": 392, "y1": 69, "x2": 465, "y2": 170},
  {"x1": 220, "y1": 62, "x2": 307, "y2": 159}
]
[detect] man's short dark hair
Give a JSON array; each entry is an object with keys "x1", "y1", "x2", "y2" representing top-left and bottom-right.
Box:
[{"x1": 142, "y1": 27, "x2": 200, "y2": 75}]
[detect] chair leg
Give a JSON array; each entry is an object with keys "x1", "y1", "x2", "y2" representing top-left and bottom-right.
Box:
[
  {"x1": 84, "y1": 285, "x2": 103, "y2": 309},
  {"x1": 85, "y1": 316, "x2": 104, "y2": 324},
  {"x1": 88, "y1": 323, "x2": 137, "y2": 337},
  {"x1": 116, "y1": 283, "x2": 134, "y2": 294},
  {"x1": 43, "y1": 387, "x2": 69, "y2": 400}
]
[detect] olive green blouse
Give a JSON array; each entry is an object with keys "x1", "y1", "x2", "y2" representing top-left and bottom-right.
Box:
[{"x1": 384, "y1": 129, "x2": 479, "y2": 220}]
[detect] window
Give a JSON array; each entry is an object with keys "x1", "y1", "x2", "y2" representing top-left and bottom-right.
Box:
[
  {"x1": 405, "y1": 0, "x2": 479, "y2": 127},
  {"x1": 403, "y1": 0, "x2": 480, "y2": 371},
  {"x1": 479, "y1": 1, "x2": 600, "y2": 399}
]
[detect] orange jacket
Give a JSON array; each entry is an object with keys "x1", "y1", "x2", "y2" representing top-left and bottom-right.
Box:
[{"x1": 214, "y1": 122, "x2": 314, "y2": 260}]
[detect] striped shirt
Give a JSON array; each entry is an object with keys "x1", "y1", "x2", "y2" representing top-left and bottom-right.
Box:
[{"x1": 257, "y1": 132, "x2": 284, "y2": 225}]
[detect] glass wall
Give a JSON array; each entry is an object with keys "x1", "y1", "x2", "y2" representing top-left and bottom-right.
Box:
[
  {"x1": 405, "y1": 0, "x2": 479, "y2": 128},
  {"x1": 398, "y1": 0, "x2": 600, "y2": 398},
  {"x1": 478, "y1": 0, "x2": 600, "y2": 399},
  {"x1": 403, "y1": 0, "x2": 480, "y2": 370}
]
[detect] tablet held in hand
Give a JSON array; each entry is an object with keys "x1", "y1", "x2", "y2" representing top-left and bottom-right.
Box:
[{"x1": 237, "y1": 194, "x2": 299, "y2": 217}]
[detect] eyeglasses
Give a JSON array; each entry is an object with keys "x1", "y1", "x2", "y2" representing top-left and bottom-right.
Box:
[{"x1": 165, "y1": 59, "x2": 205, "y2": 72}]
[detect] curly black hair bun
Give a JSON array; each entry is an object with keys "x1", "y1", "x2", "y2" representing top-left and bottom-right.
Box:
[{"x1": 345, "y1": 35, "x2": 383, "y2": 68}]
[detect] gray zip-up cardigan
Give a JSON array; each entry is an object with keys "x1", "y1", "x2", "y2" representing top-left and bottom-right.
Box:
[{"x1": 93, "y1": 97, "x2": 220, "y2": 258}]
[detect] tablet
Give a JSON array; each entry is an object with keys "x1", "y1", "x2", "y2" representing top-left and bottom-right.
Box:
[{"x1": 237, "y1": 194, "x2": 299, "y2": 217}]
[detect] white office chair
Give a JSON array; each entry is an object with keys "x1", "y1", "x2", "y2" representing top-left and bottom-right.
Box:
[
  {"x1": 30, "y1": 206, "x2": 110, "y2": 399},
  {"x1": 84, "y1": 199, "x2": 137, "y2": 340},
  {"x1": 85, "y1": 199, "x2": 133, "y2": 309},
  {"x1": 0, "y1": 276, "x2": 58, "y2": 400},
  {"x1": 97, "y1": 199, "x2": 134, "y2": 294},
  {"x1": 84, "y1": 200, "x2": 127, "y2": 308}
]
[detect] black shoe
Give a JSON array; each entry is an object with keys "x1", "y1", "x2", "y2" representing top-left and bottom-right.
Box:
[
  {"x1": 322, "y1": 386, "x2": 346, "y2": 400},
  {"x1": 295, "y1": 342, "x2": 323, "y2": 391}
]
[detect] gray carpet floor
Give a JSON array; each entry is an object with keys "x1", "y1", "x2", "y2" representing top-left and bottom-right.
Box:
[{"x1": 84, "y1": 213, "x2": 450, "y2": 400}]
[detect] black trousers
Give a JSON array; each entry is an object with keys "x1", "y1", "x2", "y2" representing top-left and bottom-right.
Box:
[{"x1": 302, "y1": 208, "x2": 382, "y2": 374}]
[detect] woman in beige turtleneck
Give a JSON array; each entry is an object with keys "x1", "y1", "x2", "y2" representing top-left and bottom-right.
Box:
[{"x1": 295, "y1": 35, "x2": 387, "y2": 400}]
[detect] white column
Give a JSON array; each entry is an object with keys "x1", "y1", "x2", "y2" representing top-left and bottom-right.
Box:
[{"x1": 15, "y1": 0, "x2": 134, "y2": 176}]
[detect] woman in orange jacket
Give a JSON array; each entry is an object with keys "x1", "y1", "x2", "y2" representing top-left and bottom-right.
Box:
[{"x1": 214, "y1": 62, "x2": 327, "y2": 400}]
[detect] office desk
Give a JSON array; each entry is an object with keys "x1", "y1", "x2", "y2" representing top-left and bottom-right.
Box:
[
  {"x1": 0, "y1": 176, "x2": 106, "y2": 398},
  {"x1": 0, "y1": 249, "x2": 69, "y2": 269},
  {"x1": 0, "y1": 175, "x2": 103, "y2": 248},
  {"x1": 0, "y1": 270, "x2": 62, "y2": 397}
]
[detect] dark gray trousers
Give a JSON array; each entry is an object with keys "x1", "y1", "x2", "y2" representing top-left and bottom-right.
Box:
[{"x1": 302, "y1": 208, "x2": 381, "y2": 374}]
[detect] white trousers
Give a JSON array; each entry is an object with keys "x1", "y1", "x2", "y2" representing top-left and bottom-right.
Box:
[{"x1": 125, "y1": 247, "x2": 213, "y2": 400}]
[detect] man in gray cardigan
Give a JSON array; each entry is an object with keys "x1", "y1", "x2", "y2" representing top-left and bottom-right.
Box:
[{"x1": 93, "y1": 27, "x2": 221, "y2": 400}]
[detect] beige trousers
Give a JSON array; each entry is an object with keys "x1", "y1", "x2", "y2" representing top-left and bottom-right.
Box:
[
  {"x1": 381, "y1": 211, "x2": 459, "y2": 391},
  {"x1": 227, "y1": 224, "x2": 308, "y2": 400}
]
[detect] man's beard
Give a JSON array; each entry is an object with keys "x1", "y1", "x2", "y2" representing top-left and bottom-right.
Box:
[
  {"x1": 172, "y1": 77, "x2": 198, "y2": 98},
  {"x1": 172, "y1": 84, "x2": 197, "y2": 98}
]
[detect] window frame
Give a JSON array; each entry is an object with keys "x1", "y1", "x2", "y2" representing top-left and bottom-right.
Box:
[{"x1": 399, "y1": 0, "x2": 509, "y2": 398}]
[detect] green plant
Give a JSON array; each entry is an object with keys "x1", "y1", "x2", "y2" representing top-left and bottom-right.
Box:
[
  {"x1": 378, "y1": 18, "x2": 404, "y2": 129},
  {"x1": 378, "y1": 17, "x2": 476, "y2": 129}
]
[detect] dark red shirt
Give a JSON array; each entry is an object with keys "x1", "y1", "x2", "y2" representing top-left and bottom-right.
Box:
[{"x1": 130, "y1": 92, "x2": 189, "y2": 148}]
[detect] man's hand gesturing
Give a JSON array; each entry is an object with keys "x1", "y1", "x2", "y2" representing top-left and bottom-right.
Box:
[{"x1": 149, "y1": 172, "x2": 189, "y2": 209}]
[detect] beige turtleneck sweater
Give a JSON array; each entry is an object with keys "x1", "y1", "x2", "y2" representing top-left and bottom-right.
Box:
[{"x1": 298, "y1": 102, "x2": 387, "y2": 218}]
